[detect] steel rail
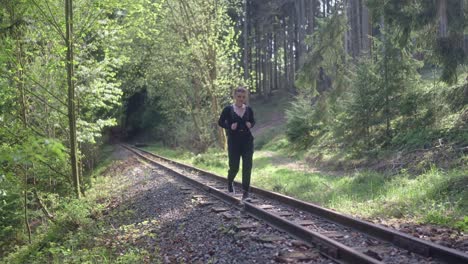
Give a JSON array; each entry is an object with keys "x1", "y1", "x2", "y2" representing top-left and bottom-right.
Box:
[
  {"x1": 122, "y1": 144, "x2": 383, "y2": 264},
  {"x1": 124, "y1": 144, "x2": 468, "y2": 264}
]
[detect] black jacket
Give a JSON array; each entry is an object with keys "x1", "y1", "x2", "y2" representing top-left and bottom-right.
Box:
[{"x1": 218, "y1": 105, "x2": 255, "y2": 138}]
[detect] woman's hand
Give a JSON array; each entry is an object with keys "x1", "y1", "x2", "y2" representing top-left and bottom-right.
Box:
[
  {"x1": 231, "y1": 122, "x2": 238, "y2": 130},
  {"x1": 246, "y1": 122, "x2": 252, "y2": 129}
]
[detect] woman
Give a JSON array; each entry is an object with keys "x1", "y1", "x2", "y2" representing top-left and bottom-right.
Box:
[{"x1": 218, "y1": 87, "x2": 255, "y2": 200}]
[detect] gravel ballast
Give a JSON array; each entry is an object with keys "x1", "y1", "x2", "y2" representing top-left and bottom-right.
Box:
[{"x1": 103, "y1": 147, "x2": 332, "y2": 263}]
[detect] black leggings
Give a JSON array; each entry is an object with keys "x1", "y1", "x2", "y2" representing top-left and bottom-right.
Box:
[{"x1": 227, "y1": 136, "x2": 254, "y2": 192}]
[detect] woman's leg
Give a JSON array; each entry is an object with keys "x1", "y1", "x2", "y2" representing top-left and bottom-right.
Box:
[
  {"x1": 227, "y1": 140, "x2": 241, "y2": 190},
  {"x1": 241, "y1": 139, "x2": 254, "y2": 193}
]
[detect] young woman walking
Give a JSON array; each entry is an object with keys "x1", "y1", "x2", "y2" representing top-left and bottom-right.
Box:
[{"x1": 218, "y1": 87, "x2": 255, "y2": 200}]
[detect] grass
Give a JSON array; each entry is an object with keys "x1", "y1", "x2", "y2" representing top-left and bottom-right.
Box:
[
  {"x1": 143, "y1": 143, "x2": 193, "y2": 161},
  {"x1": 1, "y1": 145, "x2": 156, "y2": 264},
  {"x1": 143, "y1": 145, "x2": 468, "y2": 231}
]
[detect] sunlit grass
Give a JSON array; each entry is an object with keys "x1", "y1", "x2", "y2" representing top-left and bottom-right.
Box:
[
  {"x1": 142, "y1": 143, "x2": 192, "y2": 161},
  {"x1": 145, "y1": 146, "x2": 467, "y2": 230}
]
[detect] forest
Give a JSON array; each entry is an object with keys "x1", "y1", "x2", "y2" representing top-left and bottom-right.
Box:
[{"x1": 0, "y1": 0, "x2": 467, "y2": 262}]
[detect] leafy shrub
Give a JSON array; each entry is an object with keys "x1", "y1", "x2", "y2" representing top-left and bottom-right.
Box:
[
  {"x1": 285, "y1": 96, "x2": 320, "y2": 149},
  {"x1": 455, "y1": 216, "x2": 468, "y2": 232},
  {"x1": 55, "y1": 199, "x2": 93, "y2": 230},
  {"x1": 0, "y1": 173, "x2": 23, "y2": 256}
]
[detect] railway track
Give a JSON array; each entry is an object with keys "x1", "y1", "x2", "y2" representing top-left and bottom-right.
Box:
[{"x1": 122, "y1": 144, "x2": 468, "y2": 264}]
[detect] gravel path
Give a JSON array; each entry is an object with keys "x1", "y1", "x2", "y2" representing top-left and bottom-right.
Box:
[{"x1": 102, "y1": 147, "x2": 333, "y2": 264}]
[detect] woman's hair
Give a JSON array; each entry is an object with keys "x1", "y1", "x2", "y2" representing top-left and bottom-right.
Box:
[
  {"x1": 233, "y1": 86, "x2": 248, "y2": 96},
  {"x1": 232, "y1": 86, "x2": 249, "y2": 104}
]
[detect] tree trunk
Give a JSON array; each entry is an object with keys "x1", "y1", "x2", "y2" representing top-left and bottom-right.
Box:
[
  {"x1": 307, "y1": 0, "x2": 316, "y2": 51},
  {"x1": 344, "y1": 4, "x2": 350, "y2": 55},
  {"x1": 24, "y1": 187, "x2": 31, "y2": 244},
  {"x1": 249, "y1": 19, "x2": 254, "y2": 88},
  {"x1": 322, "y1": 1, "x2": 326, "y2": 17},
  {"x1": 203, "y1": 44, "x2": 226, "y2": 149},
  {"x1": 11, "y1": 5, "x2": 32, "y2": 243},
  {"x1": 262, "y1": 36, "x2": 268, "y2": 96},
  {"x1": 290, "y1": 12, "x2": 296, "y2": 91},
  {"x1": 380, "y1": 15, "x2": 391, "y2": 140},
  {"x1": 437, "y1": 0, "x2": 448, "y2": 38},
  {"x1": 283, "y1": 18, "x2": 289, "y2": 91},
  {"x1": 360, "y1": 1, "x2": 371, "y2": 54},
  {"x1": 268, "y1": 33, "x2": 273, "y2": 95},
  {"x1": 349, "y1": 0, "x2": 361, "y2": 57},
  {"x1": 273, "y1": 32, "x2": 278, "y2": 91},
  {"x1": 295, "y1": 2, "x2": 302, "y2": 68},
  {"x1": 255, "y1": 33, "x2": 260, "y2": 93},
  {"x1": 299, "y1": 0, "x2": 306, "y2": 64},
  {"x1": 65, "y1": 0, "x2": 80, "y2": 198},
  {"x1": 258, "y1": 32, "x2": 264, "y2": 96},
  {"x1": 243, "y1": 0, "x2": 249, "y2": 81}
]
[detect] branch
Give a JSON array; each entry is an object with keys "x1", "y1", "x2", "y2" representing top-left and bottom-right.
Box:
[
  {"x1": 30, "y1": 0, "x2": 66, "y2": 42},
  {"x1": 0, "y1": 123, "x2": 27, "y2": 145},
  {"x1": 22, "y1": 86, "x2": 68, "y2": 116},
  {"x1": 33, "y1": 189, "x2": 56, "y2": 223},
  {"x1": 23, "y1": 72, "x2": 68, "y2": 107},
  {"x1": 36, "y1": 158, "x2": 70, "y2": 180},
  {"x1": 0, "y1": 118, "x2": 46, "y2": 139},
  {"x1": 76, "y1": 5, "x2": 104, "y2": 39},
  {"x1": 43, "y1": 0, "x2": 66, "y2": 40}
]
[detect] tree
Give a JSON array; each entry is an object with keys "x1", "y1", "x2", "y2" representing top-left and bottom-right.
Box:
[
  {"x1": 0, "y1": 0, "x2": 124, "y2": 254},
  {"x1": 117, "y1": 0, "x2": 242, "y2": 150},
  {"x1": 366, "y1": 0, "x2": 466, "y2": 84},
  {"x1": 65, "y1": 0, "x2": 80, "y2": 198}
]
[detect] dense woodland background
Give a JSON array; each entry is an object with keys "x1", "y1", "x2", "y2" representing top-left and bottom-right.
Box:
[{"x1": 0, "y1": 0, "x2": 467, "y2": 261}]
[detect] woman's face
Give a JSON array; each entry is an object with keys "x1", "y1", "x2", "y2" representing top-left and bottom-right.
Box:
[{"x1": 234, "y1": 91, "x2": 247, "y2": 105}]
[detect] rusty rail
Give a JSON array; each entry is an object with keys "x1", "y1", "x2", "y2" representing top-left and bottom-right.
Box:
[{"x1": 123, "y1": 144, "x2": 468, "y2": 264}]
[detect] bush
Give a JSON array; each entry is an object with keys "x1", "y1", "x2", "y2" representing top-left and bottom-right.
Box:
[
  {"x1": 0, "y1": 173, "x2": 24, "y2": 257},
  {"x1": 455, "y1": 216, "x2": 468, "y2": 232},
  {"x1": 285, "y1": 96, "x2": 321, "y2": 149},
  {"x1": 55, "y1": 199, "x2": 93, "y2": 230}
]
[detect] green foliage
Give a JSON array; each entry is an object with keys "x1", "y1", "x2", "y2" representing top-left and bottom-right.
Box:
[
  {"x1": 455, "y1": 216, "x2": 468, "y2": 232},
  {"x1": 0, "y1": 173, "x2": 23, "y2": 254},
  {"x1": 288, "y1": 8, "x2": 354, "y2": 151},
  {"x1": 340, "y1": 59, "x2": 379, "y2": 149},
  {"x1": 2, "y1": 198, "x2": 93, "y2": 264},
  {"x1": 366, "y1": 0, "x2": 466, "y2": 84},
  {"x1": 296, "y1": 9, "x2": 348, "y2": 95},
  {"x1": 0, "y1": 135, "x2": 71, "y2": 195},
  {"x1": 0, "y1": 0, "x2": 127, "y2": 257},
  {"x1": 289, "y1": 11, "x2": 431, "y2": 152},
  {"x1": 435, "y1": 37, "x2": 466, "y2": 84},
  {"x1": 340, "y1": 38, "x2": 423, "y2": 149},
  {"x1": 285, "y1": 96, "x2": 320, "y2": 149},
  {"x1": 118, "y1": 0, "x2": 243, "y2": 149},
  {"x1": 56, "y1": 199, "x2": 93, "y2": 229},
  {"x1": 2, "y1": 155, "x2": 153, "y2": 264}
]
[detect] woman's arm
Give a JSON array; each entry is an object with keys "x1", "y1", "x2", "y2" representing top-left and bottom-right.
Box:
[
  {"x1": 218, "y1": 106, "x2": 230, "y2": 129},
  {"x1": 247, "y1": 107, "x2": 255, "y2": 128}
]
